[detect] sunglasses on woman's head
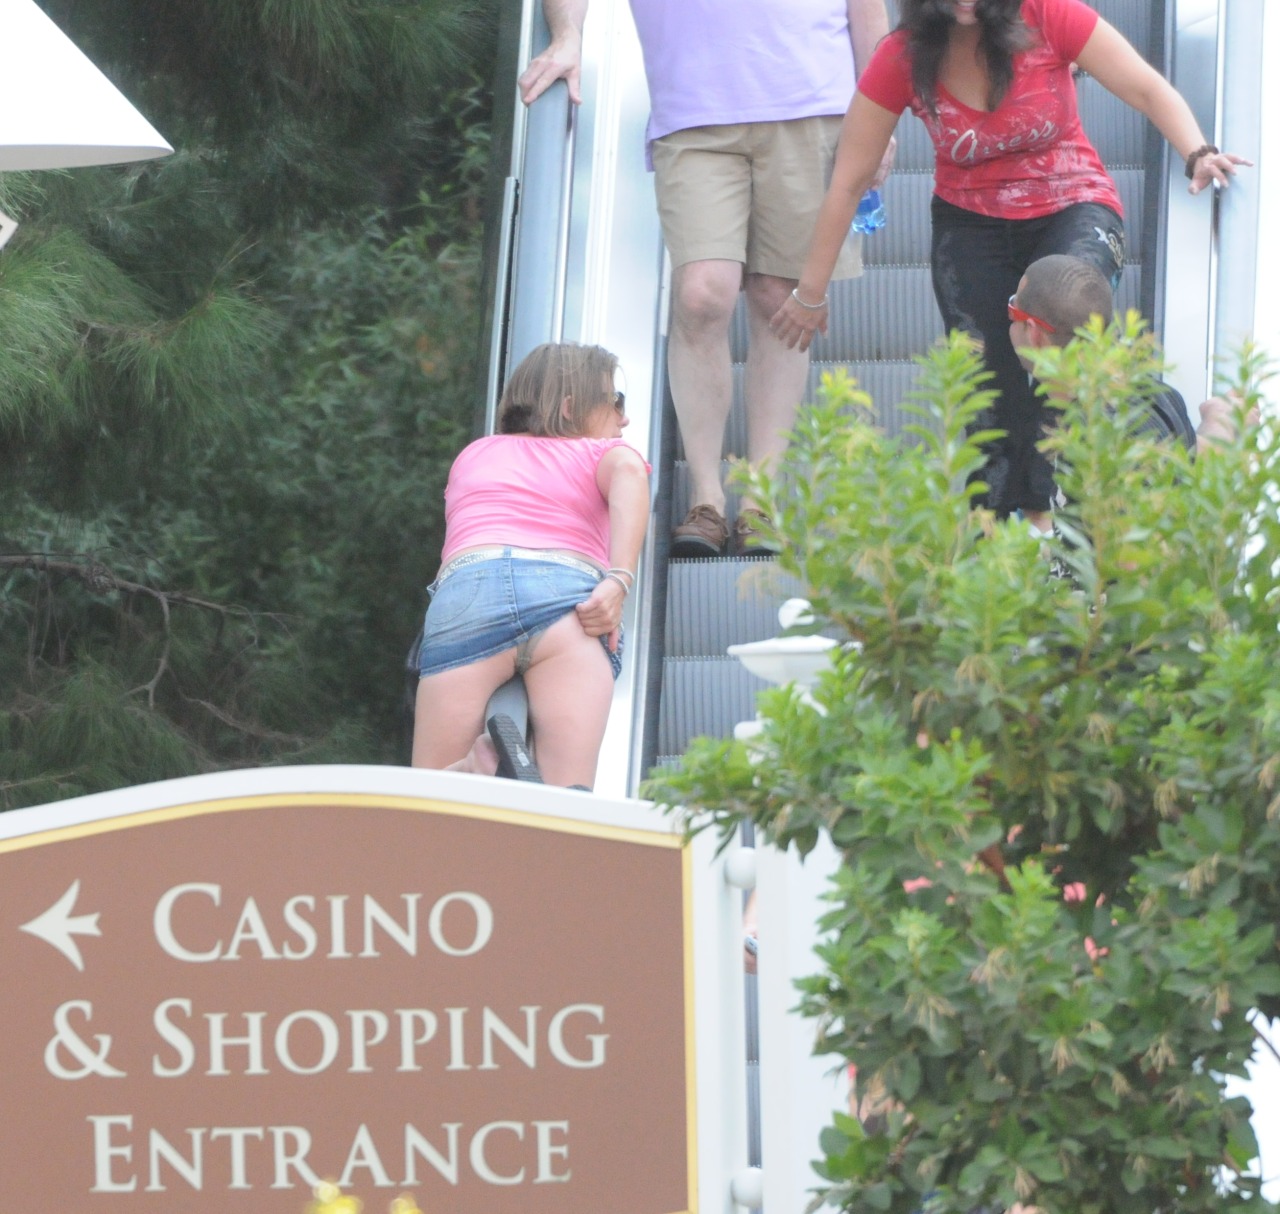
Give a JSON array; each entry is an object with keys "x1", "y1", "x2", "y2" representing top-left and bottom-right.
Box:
[{"x1": 1008, "y1": 294, "x2": 1056, "y2": 334}]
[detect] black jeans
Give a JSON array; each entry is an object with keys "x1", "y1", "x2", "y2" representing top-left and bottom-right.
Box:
[{"x1": 931, "y1": 197, "x2": 1125, "y2": 515}]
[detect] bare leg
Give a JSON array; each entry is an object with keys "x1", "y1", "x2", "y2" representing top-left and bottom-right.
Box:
[
  {"x1": 667, "y1": 258, "x2": 743, "y2": 515},
  {"x1": 741, "y1": 272, "x2": 810, "y2": 512},
  {"x1": 522, "y1": 612, "x2": 616, "y2": 789},
  {"x1": 411, "y1": 647, "x2": 518, "y2": 770},
  {"x1": 444, "y1": 734, "x2": 499, "y2": 776}
]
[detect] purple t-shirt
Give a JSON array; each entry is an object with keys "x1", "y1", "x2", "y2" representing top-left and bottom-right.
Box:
[{"x1": 629, "y1": 0, "x2": 857, "y2": 158}]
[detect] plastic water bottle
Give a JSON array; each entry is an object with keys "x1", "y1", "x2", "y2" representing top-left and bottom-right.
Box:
[{"x1": 851, "y1": 188, "x2": 886, "y2": 235}]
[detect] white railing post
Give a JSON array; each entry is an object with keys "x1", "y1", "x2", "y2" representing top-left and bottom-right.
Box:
[
  {"x1": 728, "y1": 601, "x2": 850, "y2": 1212},
  {"x1": 689, "y1": 826, "x2": 754, "y2": 1214}
]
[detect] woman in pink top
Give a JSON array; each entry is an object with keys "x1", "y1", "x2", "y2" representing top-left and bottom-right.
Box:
[
  {"x1": 770, "y1": 0, "x2": 1249, "y2": 524},
  {"x1": 411, "y1": 343, "x2": 650, "y2": 788}
]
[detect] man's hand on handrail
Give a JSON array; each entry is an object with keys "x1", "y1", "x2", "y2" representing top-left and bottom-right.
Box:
[{"x1": 518, "y1": 0, "x2": 587, "y2": 106}]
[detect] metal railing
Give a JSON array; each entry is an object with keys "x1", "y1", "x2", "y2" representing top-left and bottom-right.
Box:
[{"x1": 475, "y1": 0, "x2": 667, "y2": 797}]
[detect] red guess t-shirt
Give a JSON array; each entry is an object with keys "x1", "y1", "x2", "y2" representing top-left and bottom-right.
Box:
[{"x1": 858, "y1": 0, "x2": 1123, "y2": 219}]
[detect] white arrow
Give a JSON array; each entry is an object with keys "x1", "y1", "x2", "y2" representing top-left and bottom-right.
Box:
[{"x1": 20, "y1": 879, "x2": 101, "y2": 971}]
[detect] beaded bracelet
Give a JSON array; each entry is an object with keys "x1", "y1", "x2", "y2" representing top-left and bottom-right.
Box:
[
  {"x1": 1184, "y1": 144, "x2": 1218, "y2": 180},
  {"x1": 790, "y1": 287, "x2": 828, "y2": 310}
]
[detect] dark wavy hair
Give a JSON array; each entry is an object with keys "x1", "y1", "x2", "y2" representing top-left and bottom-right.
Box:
[{"x1": 897, "y1": 0, "x2": 1033, "y2": 117}]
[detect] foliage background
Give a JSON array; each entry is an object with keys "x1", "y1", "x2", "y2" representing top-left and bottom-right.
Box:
[
  {"x1": 1, "y1": 0, "x2": 498, "y2": 806},
  {"x1": 648, "y1": 328, "x2": 1280, "y2": 1214}
]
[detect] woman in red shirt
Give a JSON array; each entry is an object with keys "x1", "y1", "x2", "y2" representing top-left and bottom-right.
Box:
[{"x1": 770, "y1": 0, "x2": 1248, "y2": 522}]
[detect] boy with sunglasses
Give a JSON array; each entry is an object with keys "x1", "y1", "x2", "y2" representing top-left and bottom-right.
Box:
[
  {"x1": 1008, "y1": 254, "x2": 1196, "y2": 535},
  {"x1": 1009, "y1": 254, "x2": 1254, "y2": 536}
]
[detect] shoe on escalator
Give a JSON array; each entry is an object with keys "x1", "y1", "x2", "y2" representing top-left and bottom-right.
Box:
[
  {"x1": 733, "y1": 508, "x2": 779, "y2": 557},
  {"x1": 671, "y1": 504, "x2": 729, "y2": 558}
]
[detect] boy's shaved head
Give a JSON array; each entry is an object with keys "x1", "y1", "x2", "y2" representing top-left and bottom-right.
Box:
[{"x1": 1019, "y1": 254, "x2": 1115, "y2": 345}]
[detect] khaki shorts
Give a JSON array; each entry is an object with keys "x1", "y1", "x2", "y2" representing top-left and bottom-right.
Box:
[{"x1": 651, "y1": 115, "x2": 863, "y2": 281}]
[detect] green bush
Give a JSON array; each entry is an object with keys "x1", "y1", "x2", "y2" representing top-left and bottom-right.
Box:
[{"x1": 648, "y1": 321, "x2": 1280, "y2": 1213}]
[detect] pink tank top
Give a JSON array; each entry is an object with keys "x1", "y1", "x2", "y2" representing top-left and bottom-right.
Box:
[{"x1": 440, "y1": 434, "x2": 648, "y2": 567}]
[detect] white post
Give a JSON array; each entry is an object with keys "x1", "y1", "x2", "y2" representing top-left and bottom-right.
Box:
[
  {"x1": 728, "y1": 600, "x2": 850, "y2": 1211},
  {"x1": 755, "y1": 837, "x2": 849, "y2": 1212},
  {"x1": 691, "y1": 828, "x2": 754, "y2": 1214}
]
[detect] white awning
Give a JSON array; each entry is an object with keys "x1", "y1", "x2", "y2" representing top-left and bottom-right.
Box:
[{"x1": 0, "y1": 0, "x2": 172, "y2": 171}]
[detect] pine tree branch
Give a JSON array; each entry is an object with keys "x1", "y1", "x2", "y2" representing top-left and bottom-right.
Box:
[
  {"x1": 180, "y1": 696, "x2": 311, "y2": 747},
  {"x1": 1, "y1": 772, "x2": 78, "y2": 796},
  {"x1": 137, "y1": 588, "x2": 172, "y2": 709},
  {"x1": 1, "y1": 553, "x2": 290, "y2": 708},
  {"x1": 0, "y1": 553, "x2": 286, "y2": 620}
]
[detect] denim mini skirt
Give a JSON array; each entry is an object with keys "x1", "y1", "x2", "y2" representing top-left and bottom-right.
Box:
[{"x1": 418, "y1": 548, "x2": 623, "y2": 680}]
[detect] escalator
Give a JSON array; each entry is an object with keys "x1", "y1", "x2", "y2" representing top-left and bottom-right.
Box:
[
  {"x1": 481, "y1": 0, "x2": 1261, "y2": 796},
  {"x1": 470, "y1": 0, "x2": 1272, "y2": 1198},
  {"x1": 655, "y1": 0, "x2": 1180, "y2": 772}
]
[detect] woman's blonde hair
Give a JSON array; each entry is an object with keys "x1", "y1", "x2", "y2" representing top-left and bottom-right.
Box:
[{"x1": 497, "y1": 342, "x2": 619, "y2": 437}]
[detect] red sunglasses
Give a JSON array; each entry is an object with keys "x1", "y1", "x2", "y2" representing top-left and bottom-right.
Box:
[{"x1": 1008, "y1": 293, "x2": 1056, "y2": 334}]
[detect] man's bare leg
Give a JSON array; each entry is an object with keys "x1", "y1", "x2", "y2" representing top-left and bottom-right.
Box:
[
  {"x1": 667, "y1": 258, "x2": 743, "y2": 520},
  {"x1": 741, "y1": 271, "x2": 812, "y2": 511}
]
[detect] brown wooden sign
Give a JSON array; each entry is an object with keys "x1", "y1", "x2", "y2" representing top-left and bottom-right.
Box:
[{"x1": 0, "y1": 783, "x2": 694, "y2": 1212}]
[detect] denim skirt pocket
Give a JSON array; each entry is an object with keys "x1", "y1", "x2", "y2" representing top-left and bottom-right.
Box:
[{"x1": 422, "y1": 571, "x2": 484, "y2": 635}]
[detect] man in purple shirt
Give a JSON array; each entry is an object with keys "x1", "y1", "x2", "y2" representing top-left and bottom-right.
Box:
[{"x1": 522, "y1": 0, "x2": 892, "y2": 557}]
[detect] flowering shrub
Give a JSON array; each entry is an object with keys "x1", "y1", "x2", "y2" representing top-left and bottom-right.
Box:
[{"x1": 648, "y1": 324, "x2": 1280, "y2": 1213}]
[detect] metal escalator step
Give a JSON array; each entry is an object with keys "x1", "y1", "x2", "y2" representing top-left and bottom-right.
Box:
[
  {"x1": 825, "y1": 261, "x2": 1141, "y2": 363},
  {"x1": 1079, "y1": 83, "x2": 1148, "y2": 165},
  {"x1": 664, "y1": 559, "x2": 804, "y2": 657},
  {"x1": 892, "y1": 113, "x2": 936, "y2": 175},
  {"x1": 732, "y1": 244, "x2": 942, "y2": 363},
  {"x1": 1113, "y1": 168, "x2": 1146, "y2": 252},
  {"x1": 728, "y1": 195, "x2": 1141, "y2": 373},
  {"x1": 808, "y1": 359, "x2": 929, "y2": 439},
  {"x1": 674, "y1": 360, "x2": 939, "y2": 466},
  {"x1": 1095, "y1": 0, "x2": 1158, "y2": 54},
  {"x1": 1115, "y1": 262, "x2": 1140, "y2": 314},
  {"x1": 822, "y1": 265, "x2": 944, "y2": 361},
  {"x1": 710, "y1": 255, "x2": 1139, "y2": 473},
  {"x1": 728, "y1": 265, "x2": 941, "y2": 364},
  {"x1": 658, "y1": 657, "x2": 769, "y2": 757},
  {"x1": 649, "y1": 755, "x2": 686, "y2": 773}
]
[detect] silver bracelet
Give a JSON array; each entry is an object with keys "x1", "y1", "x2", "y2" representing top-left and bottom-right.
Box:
[
  {"x1": 603, "y1": 572, "x2": 631, "y2": 595},
  {"x1": 606, "y1": 566, "x2": 635, "y2": 585},
  {"x1": 790, "y1": 287, "x2": 828, "y2": 310}
]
